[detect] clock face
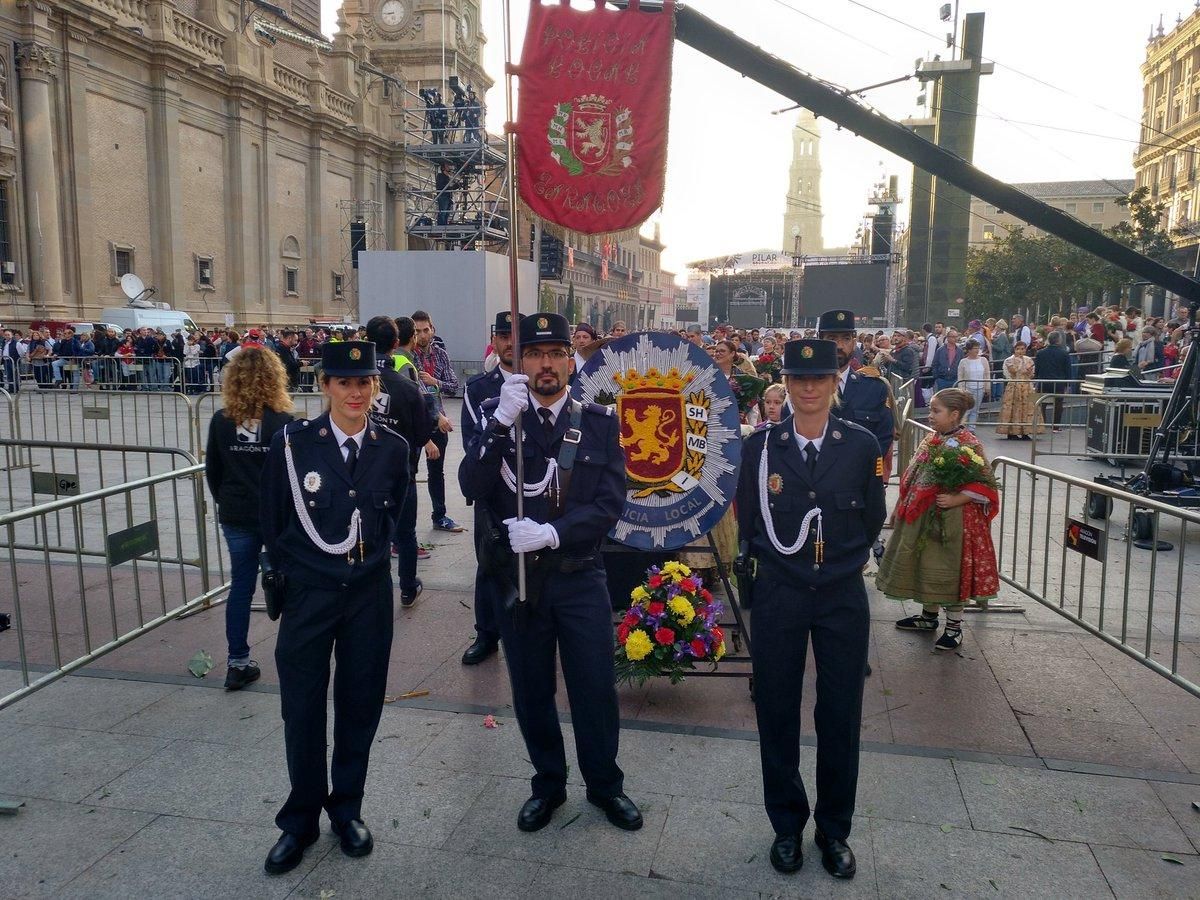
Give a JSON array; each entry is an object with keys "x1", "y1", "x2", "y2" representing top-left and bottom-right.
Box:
[{"x1": 379, "y1": 0, "x2": 406, "y2": 28}]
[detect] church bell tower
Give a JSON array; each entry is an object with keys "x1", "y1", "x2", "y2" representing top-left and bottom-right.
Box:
[{"x1": 781, "y1": 109, "x2": 824, "y2": 256}]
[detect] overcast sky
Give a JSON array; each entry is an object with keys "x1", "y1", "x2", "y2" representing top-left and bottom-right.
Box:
[{"x1": 324, "y1": 1, "x2": 1167, "y2": 278}]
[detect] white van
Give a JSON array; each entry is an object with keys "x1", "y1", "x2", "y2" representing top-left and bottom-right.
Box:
[{"x1": 100, "y1": 305, "x2": 198, "y2": 334}]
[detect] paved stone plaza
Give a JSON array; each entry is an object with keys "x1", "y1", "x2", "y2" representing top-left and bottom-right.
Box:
[{"x1": 0, "y1": 396, "x2": 1198, "y2": 897}]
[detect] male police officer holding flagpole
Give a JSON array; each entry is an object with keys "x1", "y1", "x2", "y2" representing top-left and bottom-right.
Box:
[
  {"x1": 458, "y1": 312, "x2": 643, "y2": 834},
  {"x1": 459, "y1": 311, "x2": 523, "y2": 664}
]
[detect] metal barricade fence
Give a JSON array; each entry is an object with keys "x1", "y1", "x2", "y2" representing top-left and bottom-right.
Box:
[
  {"x1": 0, "y1": 461, "x2": 232, "y2": 710},
  {"x1": 15, "y1": 389, "x2": 196, "y2": 456},
  {"x1": 990, "y1": 456, "x2": 1200, "y2": 699},
  {"x1": 897, "y1": 416, "x2": 933, "y2": 477},
  {"x1": 35, "y1": 356, "x2": 187, "y2": 392},
  {"x1": 0, "y1": 439, "x2": 196, "y2": 517}
]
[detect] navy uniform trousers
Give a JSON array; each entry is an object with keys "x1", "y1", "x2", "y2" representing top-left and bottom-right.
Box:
[
  {"x1": 275, "y1": 570, "x2": 394, "y2": 837},
  {"x1": 497, "y1": 563, "x2": 623, "y2": 800},
  {"x1": 462, "y1": 369, "x2": 505, "y2": 645},
  {"x1": 751, "y1": 572, "x2": 869, "y2": 840}
]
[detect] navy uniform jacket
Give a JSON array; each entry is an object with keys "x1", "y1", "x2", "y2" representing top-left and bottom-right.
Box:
[
  {"x1": 458, "y1": 397, "x2": 625, "y2": 556},
  {"x1": 261, "y1": 412, "x2": 410, "y2": 589},
  {"x1": 840, "y1": 370, "x2": 893, "y2": 457},
  {"x1": 460, "y1": 366, "x2": 507, "y2": 451},
  {"x1": 736, "y1": 416, "x2": 886, "y2": 586}
]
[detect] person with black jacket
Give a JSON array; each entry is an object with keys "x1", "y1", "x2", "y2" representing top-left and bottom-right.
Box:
[
  {"x1": 204, "y1": 346, "x2": 295, "y2": 690},
  {"x1": 275, "y1": 329, "x2": 302, "y2": 391},
  {"x1": 364, "y1": 316, "x2": 437, "y2": 607},
  {"x1": 1034, "y1": 330, "x2": 1073, "y2": 432}
]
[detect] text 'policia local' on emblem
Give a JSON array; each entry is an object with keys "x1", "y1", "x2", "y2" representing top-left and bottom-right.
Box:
[{"x1": 572, "y1": 333, "x2": 743, "y2": 551}]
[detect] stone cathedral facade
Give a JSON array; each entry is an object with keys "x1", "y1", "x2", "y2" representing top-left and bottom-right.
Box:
[{"x1": 0, "y1": 0, "x2": 486, "y2": 328}]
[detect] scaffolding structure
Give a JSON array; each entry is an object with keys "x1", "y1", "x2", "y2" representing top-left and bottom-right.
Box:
[
  {"x1": 400, "y1": 81, "x2": 510, "y2": 252},
  {"x1": 338, "y1": 199, "x2": 384, "y2": 316}
]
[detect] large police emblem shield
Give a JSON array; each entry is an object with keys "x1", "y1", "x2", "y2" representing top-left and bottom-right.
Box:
[{"x1": 573, "y1": 333, "x2": 742, "y2": 550}]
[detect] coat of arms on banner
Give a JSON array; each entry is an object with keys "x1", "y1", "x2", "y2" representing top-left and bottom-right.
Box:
[
  {"x1": 549, "y1": 96, "x2": 634, "y2": 177},
  {"x1": 573, "y1": 334, "x2": 742, "y2": 550}
]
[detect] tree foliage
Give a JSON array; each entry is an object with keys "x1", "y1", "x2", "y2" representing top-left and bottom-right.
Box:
[{"x1": 964, "y1": 187, "x2": 1174, "y2": 321}]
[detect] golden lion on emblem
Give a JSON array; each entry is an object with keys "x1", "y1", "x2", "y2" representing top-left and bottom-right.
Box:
[{"x1": 621, "y1": 404, "x2": 680, "y2": 466}]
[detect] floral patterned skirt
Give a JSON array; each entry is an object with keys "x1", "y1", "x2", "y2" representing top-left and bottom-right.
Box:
[{"x1": 877, "y1": 503, "x2": 999, "y2": 607}]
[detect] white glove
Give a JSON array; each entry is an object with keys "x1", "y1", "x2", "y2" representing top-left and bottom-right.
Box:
[
  {"x1": 503, "y1": 517, "x2": 560, "y2": 553},
  {"x1": 493, "y1": 374, "x2": 530, "y2": 427}
]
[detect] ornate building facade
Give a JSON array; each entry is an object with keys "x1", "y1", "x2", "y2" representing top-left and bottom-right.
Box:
[{"x1": 0, "y1": 0, "x2": 486, "y2": 327}]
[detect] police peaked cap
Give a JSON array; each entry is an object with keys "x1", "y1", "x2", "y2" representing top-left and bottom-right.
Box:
[
  {"x1": 519, "y1": 313, "x2": 572, "y2": 347},
  {"x1": 817, "y1": 309, "x2": 857, "y2": 335},
  {"x1": 780, "y1": 339, "x2": 839, "y2": 376},
  {"x1": 493, "y1": 311, "x2": 524, "y2": 334},
  {"x1": 321, "y1": 340, "x2": 377, "y2": 376}
]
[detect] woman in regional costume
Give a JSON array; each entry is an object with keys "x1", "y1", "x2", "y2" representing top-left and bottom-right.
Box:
[{"x1": 877, "y1": 388, "x2": 1000, "y2": 651}]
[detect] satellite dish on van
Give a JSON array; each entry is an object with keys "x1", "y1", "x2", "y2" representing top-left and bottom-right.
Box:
[{"x1": 120, "y1": 273, "x2": 147, "y2": 301}]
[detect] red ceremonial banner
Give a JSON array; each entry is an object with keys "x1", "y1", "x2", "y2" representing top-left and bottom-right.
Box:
[{"x1": 516, "y1": 0, "x2": 675, "y2": 235}]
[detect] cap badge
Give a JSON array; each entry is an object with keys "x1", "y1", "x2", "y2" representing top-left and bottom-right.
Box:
[
  {"x1": 502, "y1": 313, "x2": 510, "y2": 323},
  {"x1": 349, "y1": 348, "x2": 362, "y2": 361},
  {"x1": 836, "y1": 312, "x2": 846, "y2": 321},
  {"x1": 537, "y1": 317, "x2": 549, "y2": 329},
  {"x1": 303, "y1": 472, "x2": 322, "y2": 493},
  {"x1": 767, "y1": 473, "x2": 784, "y2": 495},
  {"x1": 801, "y1": 346, "x2": 814, "y2": 359}
]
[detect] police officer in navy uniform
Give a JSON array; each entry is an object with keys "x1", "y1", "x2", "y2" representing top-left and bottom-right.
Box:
[
  {"x1": 459, "y1": 310, "x2": 523, "y2": 664},
  {"x1": 818, "y1": 309, "x2": 894, "y2": 466},
  {"x1": 260, "y1": 341, "x2": 410, "y2": 875},
  {"x1": 458, "y1": 312, "x2": 643, "y2": 833},
  {"x1": 736, "y1": 339, "x2": 886, "y2": 879}
]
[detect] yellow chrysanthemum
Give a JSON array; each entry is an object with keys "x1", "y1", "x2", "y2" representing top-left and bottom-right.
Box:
[
  {"x1": 662, "y1": 561, "x2": 691, "y2": 577},
  {"x1": 934, "y1": 457, "x2": 945, "y2": 466},
  {"x1": 668, "y1": 596, "x2": 695, "y2": 625},
  {"x1": 630, "y1": 586, "x2": 650, "y2": 604},
  {"x1": 624, "y1": 629, "x2": 653, "y2": 661},
  {"x1": 715, "y1": 640, "x2": 726, "y2": 661}
]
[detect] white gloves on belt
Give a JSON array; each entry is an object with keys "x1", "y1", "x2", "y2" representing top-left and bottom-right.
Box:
[
  {"x1": 504, "y1": 517, "x2": 560, "y2": 553},
  {"x1": 493, "y1": 374, "x2": 530, "y2": 426}
]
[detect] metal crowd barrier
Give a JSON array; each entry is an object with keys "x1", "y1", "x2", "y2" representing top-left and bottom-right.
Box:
[
  {"x1": 15, "y1": 389, "x2": 195, "y2": 454},
  {"x1": 991, "y1": 456, "x2": 1200, "y2": 699},
  {"x1": 20, "y1": 355, "x2": 188, "y2": 392},
  {"x1": 0, "y1": 460, "x2": 231, "y2": 710}
]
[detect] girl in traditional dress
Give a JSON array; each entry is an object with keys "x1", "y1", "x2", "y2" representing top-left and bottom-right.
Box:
[
  {"x1": 877, "y1": 388, "x2": 999, "y2": 651},
  {"x1": 996, "y1": 341, "x2": 1043, "y2": 440}
]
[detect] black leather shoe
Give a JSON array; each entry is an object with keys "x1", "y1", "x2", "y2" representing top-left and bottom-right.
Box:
[
  {"x1": 461, "y1": 636, "x2": 499, "y2": 665},
  {"x1": 264, "y1": 832, "x2": 318, "y2": 875},
  {"x1": 517, "y1": 793, "x2": 567, "y2": 832},
  {"x1": 332, "y1": 819, "x2": 373, "y2": 857},
  {"x1": 586, "y1": 792, "x2": 643, "y2": 831},
  {"x1": 224, "y1": 661, "x2": 260, "y2": 691},
  {"x1": 814, "y1": 830, "x2": 856, "y2": 879},
  {"x1": 769, "y1": 833, "x2": 804, "y2": 873}
]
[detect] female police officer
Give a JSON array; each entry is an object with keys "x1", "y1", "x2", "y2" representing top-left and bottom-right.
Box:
[
  {"x1": 260, "y1": 341, "x2": 410, "y2": 875},
  {"x1": 736, "y1": 339, "x2": 886, "y2": 880}
]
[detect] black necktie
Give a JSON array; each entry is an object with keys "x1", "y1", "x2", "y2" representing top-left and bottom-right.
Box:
[
  {"x1": 343, "y1": 438, "x2": 358, "y2": 477},
  {"x1": 538, "y1": 407, "x2": 554, "y2": 436},
  {"x1": 805, "y1": 441, "x2": 818, "y2": 474}
]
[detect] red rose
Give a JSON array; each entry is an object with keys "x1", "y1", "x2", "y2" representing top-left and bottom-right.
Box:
[
  {"x1": 648, "y1": 602, "x2": 665, "y2": 616},
  {"x1": 648, "y1": 574, "x2": 663, "y2": 588},
  {"x1": 690, "y1": 638, "x2": 707, "y2": 657},
  {"x1": 700, "y1": 588, "x2": 713, "y2": 602},
  {"x1": 712, "y1": 626, "x2": 724, "y2": 643},
  {"x1": 930, "y1": 436, "x2": 942, "y2": 446},
  {"x1": 622, "y1": 612, "x2": 639, "y2": 628},
  {"x1": 679, "y1": 577, "x2": 697, "y2": 592},
  {"x1": 654, "y1": 627, "x2": 676, "y2": 646},
  {"x1": 959, "y1": 454, "x2": 970, "y2": 464},
  {"x1": 617, "y1": 624, "x2": 630, "y2": 644}
]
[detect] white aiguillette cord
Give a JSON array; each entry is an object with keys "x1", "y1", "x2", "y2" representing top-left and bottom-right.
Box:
[
  {"x1": 284, "y1": 428, "x2": 363, "y2": 558},
  {"x1": 758, "y1": 439, "x2": 823, "y2": 558}
]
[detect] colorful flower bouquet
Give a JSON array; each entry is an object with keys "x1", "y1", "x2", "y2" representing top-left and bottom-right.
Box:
[
  {"x1": 753, "y1": 352, "x2": 782, "y2": 383},
  {"x1": 615, "y1": 562, "x2": 727, "y2": 685},
  {"x1": 921, "y1": 435, "x2": 997, "y2": 493}
]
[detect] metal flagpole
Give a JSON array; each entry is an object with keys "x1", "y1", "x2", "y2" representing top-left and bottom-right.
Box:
[{"x1": 501, "y1": 0, "x2": 527, "y2": 605}]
